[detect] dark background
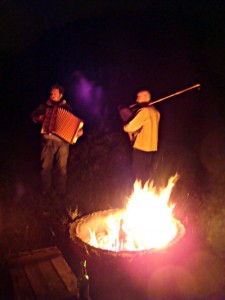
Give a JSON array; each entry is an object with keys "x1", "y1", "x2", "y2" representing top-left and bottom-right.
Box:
[
  {"x1": 0, "y1": 0, "x2": 225, "y2": 193},
  {"x1": 1, "y1": 2, "x2": 224, "y2": 128}
]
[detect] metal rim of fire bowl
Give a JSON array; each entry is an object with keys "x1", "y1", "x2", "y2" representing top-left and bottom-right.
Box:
[{"x1": 69, "y1": 208, "x2": 185, "y2": 259}]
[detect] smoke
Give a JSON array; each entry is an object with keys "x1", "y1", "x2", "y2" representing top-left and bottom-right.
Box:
[{"x1": 72, "y1": 71, "x2": 104, "y2": 119}]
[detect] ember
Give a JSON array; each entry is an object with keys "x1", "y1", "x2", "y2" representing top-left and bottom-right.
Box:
[{"x1": 70, "y1": 175, "x2": 185, "y2": 255}]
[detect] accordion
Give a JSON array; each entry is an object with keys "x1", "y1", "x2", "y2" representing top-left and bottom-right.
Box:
[{"x1": 41, "y1": 106, "x2": 84, "y2": 144}]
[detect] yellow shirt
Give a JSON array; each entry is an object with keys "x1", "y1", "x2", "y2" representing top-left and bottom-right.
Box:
[{"x1": 123, "y1": 106, "x2": 160, "y2": 152}]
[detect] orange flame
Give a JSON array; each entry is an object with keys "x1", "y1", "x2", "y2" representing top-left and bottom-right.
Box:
[{"x1": 89, "y1": 175, "x2": 179, "y2": 251}]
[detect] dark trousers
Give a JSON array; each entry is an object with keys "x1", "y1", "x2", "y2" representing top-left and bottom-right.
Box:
[
  {"x1": 132, "y1": 149, "x2": 154, "y2": 185},
  {"x1": 40, "y1": 137, "x2": 69, "y2": 194}
]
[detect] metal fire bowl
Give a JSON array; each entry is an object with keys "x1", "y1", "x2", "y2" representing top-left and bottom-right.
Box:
[{"x1": 69, "y1": 208, "x2": 185, "y2": 259}]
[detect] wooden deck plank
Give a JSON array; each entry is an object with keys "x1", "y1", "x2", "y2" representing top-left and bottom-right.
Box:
[
  {"x1": 52, "y1": 255, "x2": 78, "y2": 296},
  {"x1": 6, "y1": 247, "x2": 79, "y2": 300},
  {"x1": 10, "y1": 266, "x2": 36, "y2": 300},
  {"x1": 7, "y1": 247, "x2": 61, "y2": 266},
  {"x1": 24, "y1": 263, "x2": 50, "y2": 300},
  {"x1": 38, "y1": 260, "x2": 68, "y2": 299}
]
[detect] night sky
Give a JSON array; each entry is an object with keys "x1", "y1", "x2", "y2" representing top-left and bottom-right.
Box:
[{"x1": 1, "y1": 1, "x2": 225, "y2": 177}]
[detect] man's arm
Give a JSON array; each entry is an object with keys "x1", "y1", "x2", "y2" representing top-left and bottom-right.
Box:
[
  {"x1": 123, "y1": 109, "x2": 147, "y2": 133},
  {"x1": 31, "y1": 104, "x2": 46, "y2": 124}
]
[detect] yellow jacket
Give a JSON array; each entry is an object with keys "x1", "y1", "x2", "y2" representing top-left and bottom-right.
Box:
[{"x1": 123, "y1": 106, "x2": 160, "y2": 152}]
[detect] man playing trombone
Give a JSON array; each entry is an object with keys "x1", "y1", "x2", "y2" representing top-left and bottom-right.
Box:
[{"x1": 123, "y1": 90, "x2": 160, "y2": 185}]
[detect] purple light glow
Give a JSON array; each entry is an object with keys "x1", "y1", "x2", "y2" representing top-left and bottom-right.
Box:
[{"x1": 73, "y1": 71, "x2": 104, "y2": 117}]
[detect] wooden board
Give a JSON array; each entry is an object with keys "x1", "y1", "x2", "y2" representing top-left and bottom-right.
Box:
[{"x1": 6, "y1": 246, "x2": 79, "y2": 300}]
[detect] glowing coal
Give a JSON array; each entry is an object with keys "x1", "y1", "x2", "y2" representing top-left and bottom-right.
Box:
[{"x1": 70, "y1": 175, "x2": 185, "y2": 256}]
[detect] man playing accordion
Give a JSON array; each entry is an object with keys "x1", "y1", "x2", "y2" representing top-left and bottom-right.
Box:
[{"x1": 31, "y1": 84, "x2": 84, "y2": 197}]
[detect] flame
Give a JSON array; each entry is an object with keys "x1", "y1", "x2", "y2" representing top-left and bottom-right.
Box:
[{"x1": 89, "y1": 175, "x2": 179, "y2": 251}]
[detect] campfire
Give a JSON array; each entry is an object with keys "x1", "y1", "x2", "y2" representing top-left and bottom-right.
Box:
[{"x1": 70, "y1": 175, "x2": 185, "y2": 257}]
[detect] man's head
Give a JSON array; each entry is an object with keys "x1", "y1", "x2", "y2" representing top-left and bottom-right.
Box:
[
  {"x1": 50, "y1": 84, "x2": 64, "y2": 102},
  {"x1": 136, "y1": 90, "x2": 151, "y2": 103}
]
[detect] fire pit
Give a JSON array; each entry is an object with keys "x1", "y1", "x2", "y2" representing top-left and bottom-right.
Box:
[{"x1": 70, "y1": 175, "x2": 185, "y2": 259}]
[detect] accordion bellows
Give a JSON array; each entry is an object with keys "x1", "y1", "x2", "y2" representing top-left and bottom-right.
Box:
[{"x1": 41, "y1": 107, "x2": 84, "y2": 144}]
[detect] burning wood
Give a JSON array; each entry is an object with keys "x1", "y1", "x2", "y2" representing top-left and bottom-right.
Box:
[{"x1": 70, "y1": 175, "x2": 185, "y2": 256}]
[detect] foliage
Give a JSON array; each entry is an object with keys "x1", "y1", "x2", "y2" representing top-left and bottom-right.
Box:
[
  {"x1": 195, "y1": 127, "x2": 225, "y2": 258},
  {"x1": 197, "y1": 176, "x2": 225, "y2": 259},
  {"x1": 67, "y1": 129, "x2": 134, "y2": 214}
]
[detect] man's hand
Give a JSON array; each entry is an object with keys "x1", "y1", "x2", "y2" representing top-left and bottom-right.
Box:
[
  {"x1": 38, "y1": 115, "x2": 44, "y2": 122},
  {"x1": 77, "y1": 129, "x2": 83, "y2": 137}
]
